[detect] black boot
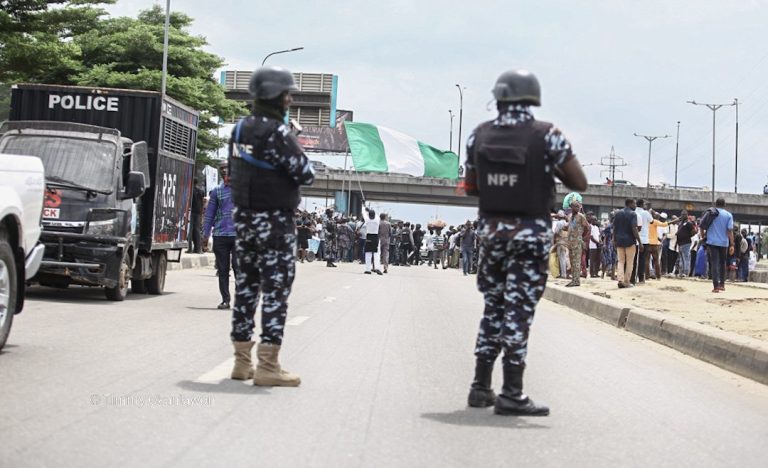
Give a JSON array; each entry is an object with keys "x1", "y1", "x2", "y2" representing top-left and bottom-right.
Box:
[
  {"x1": 494, "y1": 364, "x2": 549, "y2": 416},
  {"x1": 467, "y1": 360, "x2": 496, "y2": 408}
]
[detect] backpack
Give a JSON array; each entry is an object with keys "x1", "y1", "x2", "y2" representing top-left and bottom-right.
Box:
[{"x1": 699, "y1": 207, "x2": 719, "y2": 231}]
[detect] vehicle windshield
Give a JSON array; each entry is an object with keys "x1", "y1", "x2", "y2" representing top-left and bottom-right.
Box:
[{"x1": 0, "y1": 135, "x2": 117, "y2": 193}]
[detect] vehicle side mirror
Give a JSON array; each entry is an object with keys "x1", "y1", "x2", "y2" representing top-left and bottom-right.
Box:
[{"x1": 122, "y1": 171, "x2": 146, "y2": 200}]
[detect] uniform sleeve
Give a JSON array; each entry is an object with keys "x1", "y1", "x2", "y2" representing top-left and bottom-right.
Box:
[
  {"x1": 543, "y1": 126, "x2": 575, "y2": 168},
  {"x1": 262, "y1": 123, "x2": 315, "y2": 186},
  {"x1": 202, "y1": 188, "x2": 218, "y2": 238},
  {"x1": 463, "y1": 131, "x2": 479, "y2": 196}
]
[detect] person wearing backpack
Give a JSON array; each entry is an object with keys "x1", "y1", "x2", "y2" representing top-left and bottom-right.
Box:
[{"x1": 702, "y1": 198, "x2": 734, "y2": 293}]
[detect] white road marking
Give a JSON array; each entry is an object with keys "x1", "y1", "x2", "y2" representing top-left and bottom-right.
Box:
[
  {"x1": 287, "y1": 316, "x2": 310, "y2": 326},
  {"x1": 322, "y1": 296, "x2": 336, "y2": 303},
  {"x1": 194, "y1": 358, "x2": 235, "y2": 383}
]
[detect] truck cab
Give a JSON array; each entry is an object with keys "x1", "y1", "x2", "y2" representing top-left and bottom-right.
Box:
[{"x1": 0, "y1": 121, "x2": 149, "y2": 300}]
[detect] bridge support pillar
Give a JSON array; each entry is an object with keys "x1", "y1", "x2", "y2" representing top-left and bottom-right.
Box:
[{"x1": 334, "y1": 191, "x2": 363, "y2": 218}]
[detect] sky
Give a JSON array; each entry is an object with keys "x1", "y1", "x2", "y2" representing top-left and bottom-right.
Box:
[{"x1": 107, "y1": 1, "x2": 768, "y2": 225}]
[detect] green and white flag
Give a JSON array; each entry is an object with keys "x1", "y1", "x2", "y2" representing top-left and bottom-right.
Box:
[{"x1": 344, "y1": 122, "x2": 459, "y2": 179}]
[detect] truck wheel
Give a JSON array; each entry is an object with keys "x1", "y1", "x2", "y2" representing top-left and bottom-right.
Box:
[
  {"x1": 131, "y1": 279, "x2": 147, "y2": 294},
  {"x1": 0, "y1": 229, "x2": 18, "y2": 351},
  {"x1": 105, "y1": 256, "x2": 130, "y2": 301},
  {"x1": 146, "y1": 253, "x2": 167, "y2": 295}
]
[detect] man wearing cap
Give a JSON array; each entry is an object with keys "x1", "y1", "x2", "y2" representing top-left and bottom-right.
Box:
[
  {"x1": 648, "y1": 211, "x2": 679, "y2": 280},
  {"x1": 202, "y1": 161, "x2": 237, "y2": 309},
  {"x1": 227, "y1": 66, "x2": 315, "y2": 387}
]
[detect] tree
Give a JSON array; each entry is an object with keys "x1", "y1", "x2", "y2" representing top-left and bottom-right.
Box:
[
  {"x1": 0, "y1": 0, "x2": 114, "y2": 120},
  {"x1": 73, "y1": 6, "x2": 245, "y2": 166},
  {"x1": 0, "y1": 1, "x2": 113, "y2": 84},
  {"x1": 0, "y1": 2, "x2": 245, "y2": 166}
]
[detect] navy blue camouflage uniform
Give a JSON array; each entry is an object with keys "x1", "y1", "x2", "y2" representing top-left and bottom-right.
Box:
[
  {"x1": 465, "y1": 104, "x2": 574, "y2": 367},
  {"x1": 229, "y1": 114, "x2": 314, "y2": 344}
]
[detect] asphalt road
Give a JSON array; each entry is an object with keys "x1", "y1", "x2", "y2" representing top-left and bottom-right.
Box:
[{"x1": 2, "y1": 261, "x2": 767, "y2": 468}]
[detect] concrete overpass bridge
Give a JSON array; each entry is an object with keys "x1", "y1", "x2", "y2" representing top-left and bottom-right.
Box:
[{"x1": 304, "y1": 169, "x2": 768, "y2": 226}]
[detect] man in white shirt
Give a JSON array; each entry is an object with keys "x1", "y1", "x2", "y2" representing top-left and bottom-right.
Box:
[
  {"x1": 362, "y1": 209, "x2": 382, "y2": 275},
  {"x1": 635, "y1": 199, "x2": 653, "y2": 283},
  {"x1": 424, "y1": 229, "x2": 434, "y2": 266},
  {"x1": 588, "y1": 218, "x2": 601, "y2": 278}
]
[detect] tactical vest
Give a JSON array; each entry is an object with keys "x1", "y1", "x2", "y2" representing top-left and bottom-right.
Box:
[
  {"x1": 228, "y1": 114, "x2": 301, "y2": 211},
  {"x1": 473, "y1": 119, "x2": 555, "y2": 218}
]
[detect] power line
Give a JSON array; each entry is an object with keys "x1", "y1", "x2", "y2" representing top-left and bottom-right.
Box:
[{"x1": 600, "y1": 146, "x2": 628, "y2": 209}]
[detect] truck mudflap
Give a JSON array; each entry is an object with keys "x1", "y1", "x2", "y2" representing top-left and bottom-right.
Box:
[{"x1": 35, "y1": 231, "x2": 126, "y2": 288}]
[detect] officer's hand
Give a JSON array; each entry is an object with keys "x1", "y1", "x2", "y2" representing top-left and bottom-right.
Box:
[{"x1": 729, "y1": 246, "x2": 735, "y2": 256}]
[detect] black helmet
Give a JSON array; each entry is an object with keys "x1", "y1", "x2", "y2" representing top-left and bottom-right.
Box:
[
  {"x1": 492, "y1": 70, "x2": 541, "y2": 106},
  {"x1": 249, "y1": 67, "x2": 298, "y2": 100}
]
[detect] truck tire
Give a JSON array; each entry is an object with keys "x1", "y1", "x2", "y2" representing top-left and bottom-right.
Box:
[
  {"x1": 104, "y1": 255, "x2": 130, "y2": 301},
  {"x1": 146, "y1": 252, "x2": 167, "y2": 295},
  {"x1": 131, "y1": 279, "x2": 147, "y2": 294},
  {"x1": 0, "y1": 229, "x2": 18, "y2": 351}
]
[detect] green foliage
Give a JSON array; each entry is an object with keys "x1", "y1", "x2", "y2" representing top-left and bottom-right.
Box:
[
  {"x1": 0, "y1": 2, "x2": 246, "y2": 166},
  {"x1": 72, "y1": 5, "x2": 245, "y2": 165}
]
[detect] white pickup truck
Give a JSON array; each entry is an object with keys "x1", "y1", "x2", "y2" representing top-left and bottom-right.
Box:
[{"x1": 0, "y1": 154, "x2": 45, "y2": 351}]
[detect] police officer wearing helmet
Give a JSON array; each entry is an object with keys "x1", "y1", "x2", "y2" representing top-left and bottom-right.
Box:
[
  {"x1": 464, "y1": 70, "x2": 587, "y2": 416},
  {"x1": 227, "y1": 66, "x2": 315, "y2": 387}
]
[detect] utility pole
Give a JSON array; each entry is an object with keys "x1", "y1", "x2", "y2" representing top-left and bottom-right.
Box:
[
  {"x1": 455, "y1": 84, "x2": 464, "y2": 159},
  {"x1": 687, "y1": 99, "x2": 737, "y2": 204},
  {"x1": 674, "y1": 121, "x2": 680, "y2": 189},
  {"x1": 633, "y1": 132, "x2": 670, "y2": 192},
  {"x1": 734, "y1": 98, "x2": 739, "y2": 193},
  {"x1": 448, "y1": 109, "x2": 454, "y2": 153},
  {"x1": 160, "y1": 0, "x2": 171, "y2": 99},
  {"x1": 600, "y1": 146, "x2": 628, "y2": 209}
]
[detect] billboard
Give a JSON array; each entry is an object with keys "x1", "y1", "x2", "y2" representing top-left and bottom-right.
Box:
[{"x1": 297, "y1": 110, "x2": 354, "y2": 153}]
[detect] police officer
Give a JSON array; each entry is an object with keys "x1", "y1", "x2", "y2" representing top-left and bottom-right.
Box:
[
  {"x1": 227, "y1": 67, "x2": 315, "y2": 387},
  {"x1": 464, "y1": 70, "x2": 587, "y2": 416}
]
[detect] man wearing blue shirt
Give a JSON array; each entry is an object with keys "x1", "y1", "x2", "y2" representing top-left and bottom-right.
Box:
[{"x1": 703, "y1": 198, "x2": 734, "y2": 293}]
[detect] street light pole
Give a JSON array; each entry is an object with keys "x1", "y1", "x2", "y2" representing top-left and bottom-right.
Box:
[
  {"x1": 261, "y1": 47, "x2": 304, "y2": 67},
  {"x1": 734, "y1": 98, "x2": 739, "y2": 193},
  {"x1": 455, "y1": 84, "x2": 464, "y2": 159},
  {"x1": 687, "y1": 100, "x2": 737, "y2": 204},
  {"x1": 160, "y1": 0, "x2": 171, "y2": 99},
  {"x1": 674, "y1": 121, "x2": 680, "y2": 189},
  {"x1": 633, "y1": 132, "x2": 670, "y2": 192},
  {"x1": 448, "y1": 109, "x2": 454, "y2": 152}
]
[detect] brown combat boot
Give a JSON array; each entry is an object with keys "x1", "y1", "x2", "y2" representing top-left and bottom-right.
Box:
[
  {"x1": 231, "y1": 341, "x2": 255, "y2": 380},
  {"x1": 253, "y1": 343, "x2": 301, "y2": 387}
]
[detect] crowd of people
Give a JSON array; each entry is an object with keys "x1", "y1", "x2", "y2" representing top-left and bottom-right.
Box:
[
  {"x1": 291, "y1": 207, "x2": 483, "y2": 276},
  {"x1": 552, "y1": 196, "x2": 762, "y2": 292}
]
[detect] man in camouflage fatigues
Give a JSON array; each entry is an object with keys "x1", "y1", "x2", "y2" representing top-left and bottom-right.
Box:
[
  {"x1": 566, "y1": 200, "x2": 589, "y2": 287},
  {"x1": 463, "y1": 69, "x2": 586, "y2": 416}
]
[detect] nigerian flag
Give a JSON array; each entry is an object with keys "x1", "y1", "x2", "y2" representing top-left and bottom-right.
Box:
[{"x1": 344, "y1": 122, "x2": 459, "y2": 179}]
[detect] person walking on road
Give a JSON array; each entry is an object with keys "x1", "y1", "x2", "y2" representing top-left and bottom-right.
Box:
[
  {"x1": 378, "y1": 213, "x2": 391, "y2": 273},
  {"x1": 363, "y1": 209, "x2": 383, "y2": 275},
  {"x1": 202, "y1": 162, "x2": 236, "y2": 310},
  {"x1": 702, "y1": 198, "x2": 734, "y2": 293},
  {"x1": 612, "y1": 199, "x2": 642, "y2": 288},
  {"x1": 227, "y1": 66, "x2": 315, "y2": 387},
  {"x1": 323, "y1": 209, "x2": 338, "y2": 268},
  {"x1": 463, "y1": 69, "x2": 587, "y2": 416}
]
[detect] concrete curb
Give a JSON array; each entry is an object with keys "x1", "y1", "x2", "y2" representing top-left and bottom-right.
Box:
[
  {"x1": 168, "y1": 253, "x2": 215, "y2": 271},
  {"x1": 543, "y1": 284, "x2": 768, "y2": 386}
]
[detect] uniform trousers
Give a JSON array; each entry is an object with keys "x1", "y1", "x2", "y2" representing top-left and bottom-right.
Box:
[
  {"x1": 474, "y1": 217, "x2": 550, "y2": 368},
  {"x1": 231, "y1": 208, "x2": 296, "y2": 345}
]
